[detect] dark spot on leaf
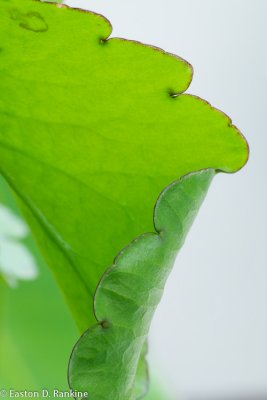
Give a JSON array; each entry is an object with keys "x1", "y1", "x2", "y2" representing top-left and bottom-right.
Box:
[
  {"x1": 168, "y1": 89, "x2": 178, "y2": 98},
  {"x1": 99, "y1": 38, "x2": 107, "y2": 45},
  {"x1": 10, "y1": 8, "x2": 48, "y2": 33},
  {"x1": 101, "y1": 320, "x2": 110, "y2": 329}
]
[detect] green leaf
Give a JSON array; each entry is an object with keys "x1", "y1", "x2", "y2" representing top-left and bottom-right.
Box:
[
  {"x1": 69, "y1": 169, "x2": 214, "y2": 400},
  {"x1": 0, "y1": 0, "x2": 248, "y2": 333},
  {"x1": 0, "y1": 1, "x2": 249, "y2": 397}
]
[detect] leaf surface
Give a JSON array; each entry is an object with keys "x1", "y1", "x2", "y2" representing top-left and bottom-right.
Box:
[
  {"x1": 0, "y1": 0, "x2": 248, "y2": 331},
  {"x1": 69, "y1": 169, "x2": 214, "y2": 400}
]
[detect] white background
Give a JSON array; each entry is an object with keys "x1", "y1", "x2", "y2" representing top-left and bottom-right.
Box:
[{"x1": 66, "y1": 1, "x2": 267, "y2": 398}]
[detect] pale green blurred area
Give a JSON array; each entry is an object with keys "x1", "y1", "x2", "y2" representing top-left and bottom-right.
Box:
[
  {"x1": 145, "y1": 380, "x2": 169, "y2": 400},
  {"x1": 0, "y1": 176, "x2": 78, "y2": 392}
]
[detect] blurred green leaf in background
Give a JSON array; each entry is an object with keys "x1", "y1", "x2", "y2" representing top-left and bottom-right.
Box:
[{"x1": 0, "y1": 177, "x2": 78, "y2": 391}]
